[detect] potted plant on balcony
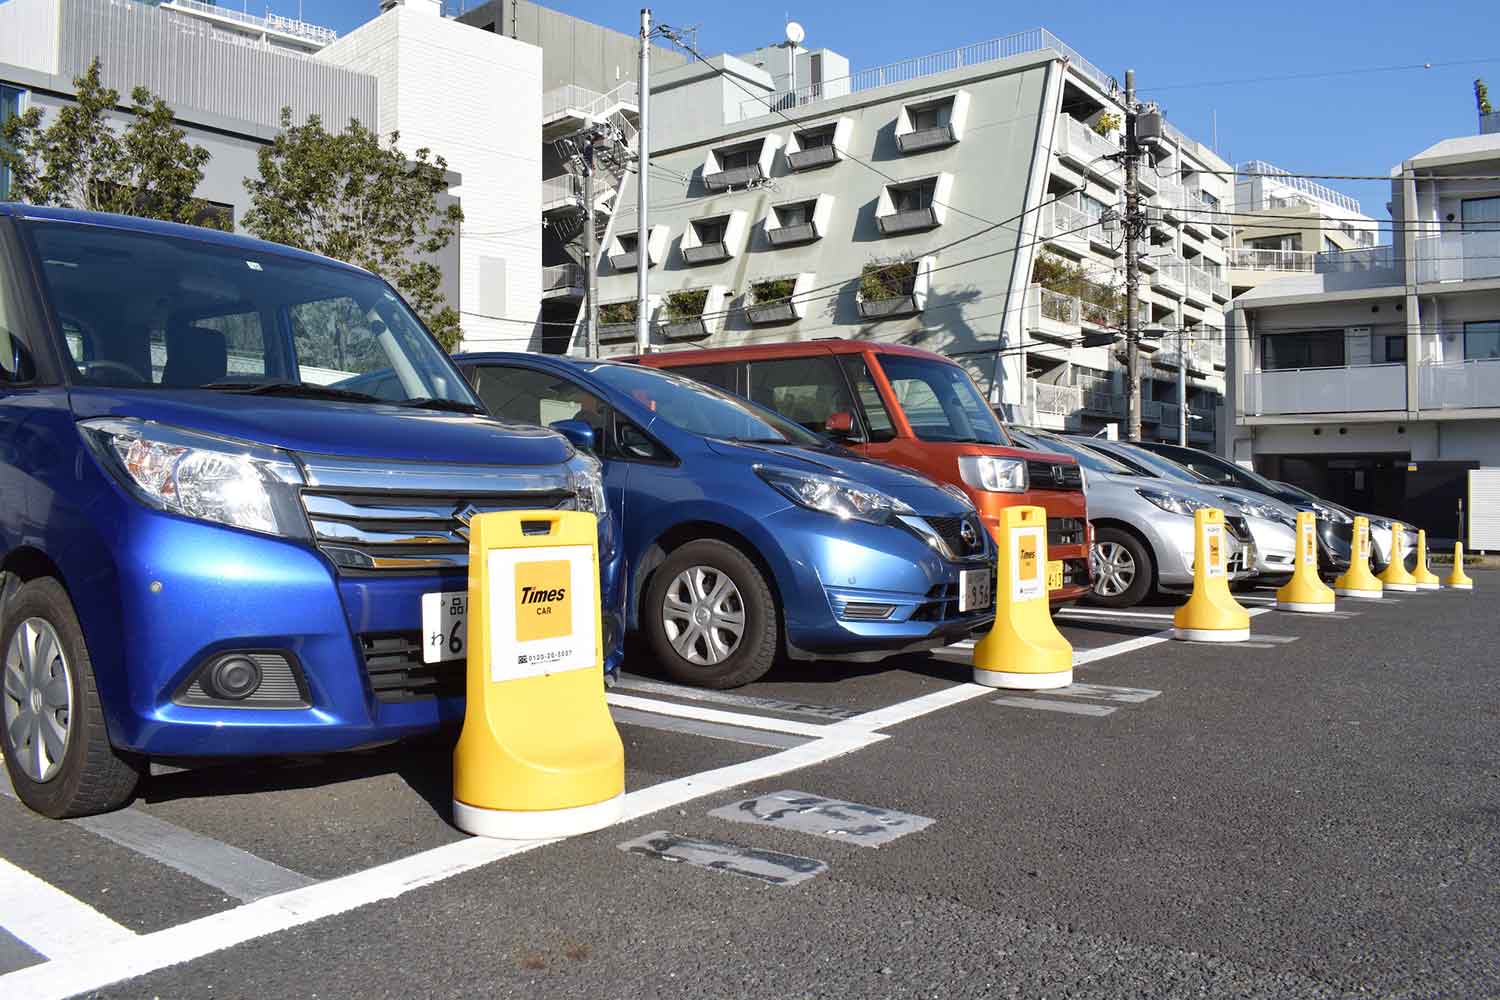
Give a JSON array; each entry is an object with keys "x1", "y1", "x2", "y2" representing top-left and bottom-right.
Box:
[
  {"x1": 1090, "y1": 112, "x2": 1121, "y2": 138},
  {"x1": 660, "y1": 288, "x2": 711, "y2": 339},
  {"x1": 745, "y1": 276, "x2": 799, "y2": 325},
  {"x1": 597, "y1": 301, "x2": 638, "y2": 343},
  {"x1": 857, "y1": 257, "x2": 922, "y2": 319}
]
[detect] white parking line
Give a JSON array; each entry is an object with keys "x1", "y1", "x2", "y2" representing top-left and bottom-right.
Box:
[
  {"x1": 613, "y1": 676, "x2": 859, "y2": 722},
  {"x1": 605, "y1": 693, "x2": 832, "y2": 738},
  {"x1": 0, "y1": 858, "x2": 136, "y2": 960},
  {"x1": 610, "y1": 705, "x2": 809, "y2": 749},
  {"x1": 991, "y1": 697, "x2": 1118, "y2": 717},
  {"x1": 1057, "y1": 607, "x2": 1177, "y2": 621}
]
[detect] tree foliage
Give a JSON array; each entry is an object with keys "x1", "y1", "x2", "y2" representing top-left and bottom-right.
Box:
[
  {"x1": 860, "y1": 256, "x2": 919, "y2": 301},
  {"x1": 1477, "y1": 79, "x2": 1494, "y2": 116},
  {"x1": 1032, "y1": 251, "x2": 1125, "y2": 325},
  {"x1": 243, "y1": 109, "x2": 465, "y2": 350},
  {"x1": 0, "y1": 58, "x2": 223, "y2": 228}
]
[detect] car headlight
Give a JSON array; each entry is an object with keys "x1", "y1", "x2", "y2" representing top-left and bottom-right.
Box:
[
  {"x1": 756, "y1": 465, "x2": 912, "y2": 524},
  {"x1": 940, "y1": 482, "x2": 978, "y2": 510},
  {"x1": 1365, "y1": 516, "x2": 1394, "y2": 531},
  {"x1": 1136, "y1": 487, "x2": 1209, "y2": 517},
  {"x1": 79, "y1": 418, "x2": 309, "y2": 538},
  {"x1": 567, "y1": 452, "x2": 612, "y2": 554},
  {"x1": 1229, "y1": 496, "x2": 1292, "y2": 525},
  {"x1": 957, "y1": 455, "x2": 1027, "y2": 493},
  {"x1": 1308, "y1": 501, "x2": 1353, "y2": 525}
]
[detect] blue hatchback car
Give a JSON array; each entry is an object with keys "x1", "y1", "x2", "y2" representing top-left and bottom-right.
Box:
[{"x1": 454, "y1": 353, "x2": 998, "y2": 689}]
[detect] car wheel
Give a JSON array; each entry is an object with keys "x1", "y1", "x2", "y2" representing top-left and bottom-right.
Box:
[
  {"x1": 643, "y1": 540, "x2": 777, "y2": 689},
  {"x1": 1, "y1": 578, "x2": 143, "y2": 818},
  {"x1": 1088, "y1": 527, "x2": 1153, "y2": 608}
]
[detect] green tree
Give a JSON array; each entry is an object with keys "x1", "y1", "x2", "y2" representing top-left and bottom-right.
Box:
[
  {"x1": 243, "y1": 109, "x2": 465, "y2": 350},
  {"x1": 0, "y1": 58, "x2": 222, "y2": 228},
  {"x1": 1477, "y1": 79, "x2": 1494, "y2": 116}
]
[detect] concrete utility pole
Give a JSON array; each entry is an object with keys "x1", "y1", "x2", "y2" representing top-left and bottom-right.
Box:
[
  {"x1": 1177, "y1": 325, "x2": 1187, "y2": 445},
  {"x1": 635, "y1": 7, "x2": 652, "y2": 354},
  {"x1": 1123, "y1": 68, "x2": 1143, "y2": 442},
  {"x1": 583, "y1": 141, "x2": 599, "y2": 358}
]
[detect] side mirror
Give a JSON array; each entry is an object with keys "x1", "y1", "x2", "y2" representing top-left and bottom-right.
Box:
[
  {"x1": 825, "y1": 410, "x2": 855, "y2": 439},
  {"x1": 549, "y1": 418, "x2": 597, "y2": 452}
]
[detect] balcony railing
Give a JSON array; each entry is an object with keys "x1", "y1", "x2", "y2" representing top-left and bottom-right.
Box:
[
  {"x1": 1244, "y1": 364, "x2": 1406, "y2": 416},
  {"x1": 1150, "y1": 255, "x2": 1186, "y2": 296},
  {"x1": 1418, "y1": 358, "x2": 1500, "y2": 409},
  {"x1": 1228, "y1": 247, "x2": 1316, "y2": 273},
  {"x1": 1414, "y1": 231, "x2": 1500, "y2": 284},
  {"x1": 541, "y1": 263, "x2": 584, "y2": 297},
  {"x1": 738, "y1": 28, "x2": 1116, "y2": 119},
  {"x1": 1041, "y1": 200, "x2": 1091, "y2": 244},
  {"x1": 1314, "y1": 245, "x2": 1399, "y2": 282},
  {"x1": 1483, "y1": 111, "x2": 1500, "y2": 135},
  {"x1": 1238, "y1": 160, "x2": 1363, "y2": 215},
  {"x1": 876, "y1": 206, "x2": 941, "y2": 235},
  {"x1": 162, "y1": 0, "x2": 338, "y2": 44},
  {"x1": 1055, "y1": 115, "x2": 1122, "y2": 185},
  {"x1": 542, "y1": 173, "x2": 582, "y2": 211},
  {"x1": 542, "y1": 82, "x2": 639, "y2": 123},
  {"x1": 1031, "y1": 380, "x2": 1084, "y2": 417}
]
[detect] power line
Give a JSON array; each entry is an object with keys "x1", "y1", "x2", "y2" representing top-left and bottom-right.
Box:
[{"x1": 1141, "y1": 55, "x2": 1500, "y2": 94}]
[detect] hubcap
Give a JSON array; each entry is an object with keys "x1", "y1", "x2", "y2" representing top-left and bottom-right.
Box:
[
  {"x1": 661, "y1": 566, "x2": 747, "y2": 666},
  {"x1": 3, "y1": 618, "x2": 73, "y2": 783},
  {"x1": 1092, "y1": 542, "x2": 1137, "y2": 598}
]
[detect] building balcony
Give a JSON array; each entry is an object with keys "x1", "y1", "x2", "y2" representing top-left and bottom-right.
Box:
[
  {"x1": 1418, "y1": 359, "x2": 1500, "y2": 409},
  {"x1": 895, "y1": 124, "x2": 958, "y2": 154},
  {"x1": 703, "y1": 163, "x2": 764, "y2": 192},
  {"x1": 682, "y1": 241, "x2": 730, "y2": 265},
  {"x1": 1150, "y1": 256, "x2": 1186, "y2": 298},
  {"x1": 1313, "y1": 245, "x2": 1400, "y2": 286},
  {"x1": 1184, "y1": 266, "x2": 1213, "y2": 307},
  {"x1": 876, "y1": 206, "x2": 940, "y2": 236},
  {"x1": 786, "y1": 144, "x2": 839, "y2": 171},
  {"x1": 1227, "y1": 247, "x2": 1316, "y2": 274},
  {"x1": 1415, "y1": 231, "x2": 1500, "y2": 285},
  {"x1": 1483, "y1": 111, "x2": 1500, "y2": 135},
  {"x1": 1029, "y1": 380, "x2": 1084, "y2": 429},
  {"x1": 1040, "y1": 200, "x2": 1091, "y2": 255},
  {"x1": 1024, "y1": 285, "x2": 1081, "y2": 343},
  {"x1": 542, "y1": 82, "x2": 638, "y2": 135},
  {"x1": 542, "y1": 174, "x2": 582, "y2": 215},
  {"x1": 1054, "y1": 115, "x2": 1123, "y2": 189},
  {"x1": 767, "y1": 221, "x2": 819, "y2": 246},
  {"x1": 1242, "y1": 364, "x2": 1406, "y2": 416},
  {"x1": 541, "y1": 263, "x2": 584, "y2": 300},
  {"x1": 858, "y1": 295, "x2": 923, "y2": 319}
]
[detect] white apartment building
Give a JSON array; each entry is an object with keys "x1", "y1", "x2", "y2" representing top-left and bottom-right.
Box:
[
  {"x1": 559, "y1": 27, "x2": 1234, "y2": 446},
  {"x1": 1227, "y1": 160, "x2": 1379, "y2": 297},
  {"x1": 1226, "y1": 128, "x2": 1500, "y2": 538}
]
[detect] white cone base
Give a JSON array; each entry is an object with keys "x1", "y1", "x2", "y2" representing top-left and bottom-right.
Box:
[
  {"x1": 453, "y1": 792, "x2": 624, "y2": 840},
  {"x1": 973, "y1": 667, "x2": 1073, "y2": 690},
  {"x1": 1173, "y1": 627, "x2": 1251, "y2": 643},
  {"x1": 1336, "y1": 588, "x2": 1383, "y2": 599},
  {"x1": 1276, "y1": 600, "x2": 1336, "y2": 613},
  {"x1": 1414, "y1": 582, "x2": 1440, "y2": 590},
  {"x1": 1444, "y1": 582, "x2": 1474, "y2": 590},
  {"x1": 1383, "y1": 583, "x2": 1419, "y2": 592}
]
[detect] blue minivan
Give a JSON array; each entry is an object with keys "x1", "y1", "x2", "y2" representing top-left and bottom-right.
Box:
[
  {"x1": 454, "y1": 353, "x2": 998, "y2": 689},
  {"x1": 0, "y1": 206, "x2": 617, "y2": 817}
]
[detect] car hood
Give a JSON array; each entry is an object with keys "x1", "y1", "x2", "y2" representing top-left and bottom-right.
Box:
[
  {"x1": 1196, "y1": 484, "x2": 1298, "y2": 519},
  {"x1": 1092, "y1": 470, "x2": 1224, "y2": 506},
  {"x1": 705, "y1": 438, "x2": 969, "y2": 515},
  {"x1": 67, "y1": 388, "x2": 575, "y2": 467}
]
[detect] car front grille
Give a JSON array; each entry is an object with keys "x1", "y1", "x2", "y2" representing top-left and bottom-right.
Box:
[
  {"x1": 360, "y1": 632, "x2": 464, "y2": 703},
  {"x1": 1048, "y1": 517, "x2": 1086, "y2": 547},
  {"x1": 1026, "y1": 459, "x2": 1084, "y2": 491},
  {"x1": 921, "y1": 514, "x2": 987, "y2": 560},
  {"x1": 297, "y1": 456, "x2": 576, "y2": 573}
]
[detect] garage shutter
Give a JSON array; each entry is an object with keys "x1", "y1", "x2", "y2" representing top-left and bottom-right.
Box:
[{"x1": 1469, "y1": 468, "x2": 1500, "y2": 550}]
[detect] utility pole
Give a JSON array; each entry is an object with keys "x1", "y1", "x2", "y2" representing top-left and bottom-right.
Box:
[
  {"x1": 635, "y1": 7, "x2": 652, "y2": 354},
  {"x1": 1123, "y1": 68, "x2": 1143, "y2": 442},
  {"x1": 1177, "y1": 325, "x2": 1187, "y2": 445},
  {"x1": 583, "y1": 140, "x2": 599, "y2": 358}
]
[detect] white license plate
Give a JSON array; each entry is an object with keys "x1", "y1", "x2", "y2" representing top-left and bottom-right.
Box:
[
  {"x1": 959, "y1": 568, "x2": 992, "y2": 613},
  {"x1": 421, "y1": 591, "x2": 468, "y2": 664}
]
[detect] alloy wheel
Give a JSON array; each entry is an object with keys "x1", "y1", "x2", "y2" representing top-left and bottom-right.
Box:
[
  {"x1": 3, "y1": 618, "x2": 73, "y2": 783},
  {"x1": 1092, "y1": 542, "x2": 1137, "y2": 598},
  {"x1": 660, "y1": 566, "x2": 747, "y2": 666}
]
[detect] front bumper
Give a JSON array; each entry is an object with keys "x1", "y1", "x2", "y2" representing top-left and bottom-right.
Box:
[
  {"x1": 1244, "y1": 517, "x2": 1296, "y2": 577},
  {"x1": 772, "y1": 507, "x2": 996, "y2": 660},
  {"x1": 1148, "y1": 516, "x2": 1256, "y2": 587}
]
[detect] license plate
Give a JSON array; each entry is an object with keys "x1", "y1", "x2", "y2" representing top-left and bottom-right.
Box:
[
  {"x1": 421, "y1": 591, "x2": 468, "y2": 664},
  {"x1": 959, "y1": 568, "x2": 992, "y2": 613},
  {"x1": 1046, "y1": 559, "x2": 1064, "y2": 591}
]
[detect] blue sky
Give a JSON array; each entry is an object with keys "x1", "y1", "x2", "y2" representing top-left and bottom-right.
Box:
[{"x1": 298, "y1": 0, "x2": 1499, "y2": 223}]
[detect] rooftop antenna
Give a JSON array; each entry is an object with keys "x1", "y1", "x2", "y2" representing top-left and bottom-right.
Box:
[{"x1": 784, "y1": 20, "x2": 805, "y2": 97}]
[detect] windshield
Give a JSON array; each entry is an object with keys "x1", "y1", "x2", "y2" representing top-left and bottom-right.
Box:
[
  {"x1": 1167, "y1": 447, "x2": 1282, "y2": 493},
  {"x1": 1100, "y1": 442, "x2": 1211, "y2": 484},
  {"x1": 875, "y1": 354, "x2": 1006, "y2": 445},
  {"x1": 26, "y1": 220, "x2": 477, "y2": 407},
  {"x1": 1013, "y1": 429, "x2": 1132, "y2": 476},
  {"x1": 589, "y1": 363, "x2": 828, "y2": 447}
]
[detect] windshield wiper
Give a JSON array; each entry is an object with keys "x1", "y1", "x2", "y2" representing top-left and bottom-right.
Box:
[
  {"x1": 396, "y1": 397, "x2": 485, "y2": 414},
  {"x1": 197, "y1": 381, "x2": 384, "y2": 404}
]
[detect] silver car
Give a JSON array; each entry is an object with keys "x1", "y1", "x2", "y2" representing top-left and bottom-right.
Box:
[
  {"x1": 1009, "y1": 428, "x2": 1258, "y2": 608},
  {"x1": 1079, "y1": 437, "x2": 1300, "y2": 585}
]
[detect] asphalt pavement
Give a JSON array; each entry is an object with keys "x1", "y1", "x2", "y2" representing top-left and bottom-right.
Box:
[{"x1": 2, "y1": 576, "x2": 1496, "y2": 999}]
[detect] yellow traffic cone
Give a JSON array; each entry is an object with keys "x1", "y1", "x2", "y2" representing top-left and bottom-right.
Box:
[
  {"x1": 1173, "y1": 508, "x2": 1250, "y2": 642},
  {"x1": 1334, "y1": 516, "x2": 1383, "y2": 599},
  {"x1": 1276, "y1": 511, "x2": 1336, "y2": 613},
  {"x1": 1444, "y1": 542, "x2": 1474, "y2": 590},
  {"x1": 453, "y1": 510, "x2": 624, "y2": 840},
  {"x1": 973, "y1": 505, "x2": 1073, "y2": 689},
  {"x1": 1377, "y1": 521, "x2": 1420, "y2": 592},
  {"x1": 1411, "y1": 530, "x2": 1441, "y2": 590}
]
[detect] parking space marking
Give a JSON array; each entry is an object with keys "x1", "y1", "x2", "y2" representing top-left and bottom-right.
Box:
[
  {"x1": 708, "y1": 791, "x2": 934, "y2": 847},
  {"x1": 0, "y1": 857, "x2": 137, "y2": 960},
  {"x1": 611, "y1": 706, "x2": 811, "y2": 750},
  {"x1": 0, "y1": 927, "x2": 44, "y2": 975},
  {"x1": 1048, "y1": 683, "x2": 1162, "y2": 703},
  {"x1": 1, "y1": 768, "x2": 313, "y2": 904},
  {"x1": 613, "y1": 675, "x2": 860, "y2": 722},
  {"x1": 991, "y1": 697, "x2": 1118, "y2": 717},
  {"x1": 605, "y1": 693, "x2": 833, "y2": 738},
  {"x1": 1057, "y1": 608, "x2": 1176, "y2": 621},
  {"x1": 1247, "y1": 634, "x2": 1300, "y2": 644},
  {"x1": 617, "y1": 831, "x2": 827, "y2": 886}
]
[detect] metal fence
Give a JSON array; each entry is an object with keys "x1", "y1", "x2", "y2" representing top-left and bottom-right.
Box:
[
  {"x1": 1227, "y1": 248, "x2": 1316, "y2": 273},
  {"x1": 542, "y1": 81, "x2": 639, "y2": 122},
  {"x1": 163, "y1": 0, "x2": 338, "y2": 43}
]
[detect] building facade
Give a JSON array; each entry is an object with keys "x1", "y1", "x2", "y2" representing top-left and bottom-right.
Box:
[
  {"x1": 554, "y1": 27, "x2": 1233, "y2": 445},
  {"x1": 1226, "y1": 130, "x2": 1500, "y2": 538}
]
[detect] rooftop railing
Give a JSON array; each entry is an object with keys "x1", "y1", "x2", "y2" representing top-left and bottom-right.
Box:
[
  {"x1": 1238, "y1": 160, "x2": 1362, "y2": 215},
  {"x1": 161, "y1": 0, "x2": 337, "y2": 44},
  {"x1": 1227, "y1": 247, "x2": 1316, "y2": 272},
  {"x1": 739, "y1": 28, "x2": 1117, "y2": 119},
  {"x1": 543, "y1": 82, "x2": 640, "y2": 122}
]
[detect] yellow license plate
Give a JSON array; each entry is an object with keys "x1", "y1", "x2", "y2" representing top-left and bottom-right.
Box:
[{"x1": 1046, "y1": 560, "x2": 1064, "y2": 592}]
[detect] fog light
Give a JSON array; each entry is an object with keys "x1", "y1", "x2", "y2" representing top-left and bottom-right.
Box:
[{"x1": 208, "y1": 655, "x2": 262, "y2": 700}]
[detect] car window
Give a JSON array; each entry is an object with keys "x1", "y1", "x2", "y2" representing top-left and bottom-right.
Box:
[
  {"x1": 746, "y1": 356, "x2": 857, "y2": 436},
  {"x1": 663, "y1": 362, "x2": 740, "y2": 395},
  {"x1": 161, "y1": 308, "x2": 268, "y2": 384},
  {"x1": 1099, "y1": 442, "x2": 1206, "y2": 483},
  {"x1": 838, "y1": 355, "x2": 897, "y2": 443},
  {"x1": 0, "y1": 239, "x2": 37, "y2": 383},
  {"x1": 586, "y1": 362, "x2": 827, "y2": 447},
  {"x1": 875, "y1": 353, "x2": 1005, "y2": 445},
  {"x1": 1024, "y1": 431, "x2": 1133, "y2": 475},
  {"x1": 471, "y1": 365, "x2": 610, "y2": 443}
]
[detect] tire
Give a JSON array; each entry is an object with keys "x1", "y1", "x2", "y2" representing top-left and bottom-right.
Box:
[
  {"x1": 642, "y1": 539, "x2": 777, "y2": 689},
  {"x1": 1088, "y1": 526, "x2": 1154, "y2": 609},
  {"x1": 1, "y1": 578, "x2": 143, "y2": 818}
]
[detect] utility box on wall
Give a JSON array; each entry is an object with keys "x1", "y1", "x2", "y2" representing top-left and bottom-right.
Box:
[{"x1": 1469, "y1": 468, "x2": 1500, "y2": 552}]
